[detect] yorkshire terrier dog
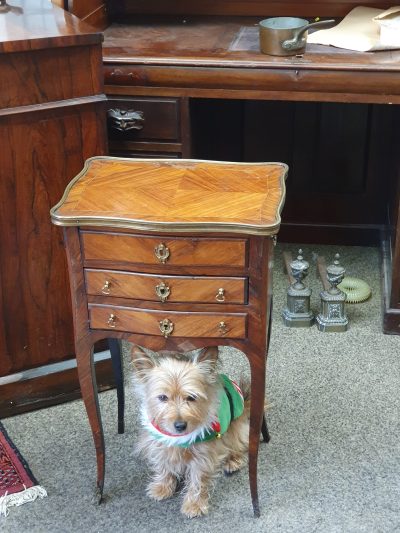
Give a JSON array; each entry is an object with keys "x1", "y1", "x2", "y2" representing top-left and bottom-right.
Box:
[{"x1": 131, "y1": 345, "x2": 250, "y2": 518}]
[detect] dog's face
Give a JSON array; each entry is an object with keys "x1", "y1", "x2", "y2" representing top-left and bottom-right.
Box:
[{"x1": 131, "y1": 347, "x2": 219, "y2": 436}]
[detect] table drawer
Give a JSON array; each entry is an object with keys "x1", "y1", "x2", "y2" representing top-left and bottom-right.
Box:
[
  {"x1": 106, "y1": 97, "x2": 179, "y2": 142},
  {"x1": 89, "y1": 305, "x2": 247, "y2": 339},
  {"x1": 81, "y1": 232, "x2": 247, "y2": 268},
  {"x1": 85, "y1": 269, "x2": 247, "y2": 304}
]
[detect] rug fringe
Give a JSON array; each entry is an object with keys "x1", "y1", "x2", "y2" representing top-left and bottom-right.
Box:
[{"x1": 0, "y1": 485, "x2": 47, "y2": 517}]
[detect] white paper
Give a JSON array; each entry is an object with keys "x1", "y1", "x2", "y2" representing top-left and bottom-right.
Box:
[{"x1": 308, "y1": 6, "x2": 400, "y2": 51}]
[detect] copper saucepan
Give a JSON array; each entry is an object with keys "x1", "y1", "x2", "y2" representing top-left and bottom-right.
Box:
[{"x1": 259, "y1": 17, "x2": 336, "y2": 56}]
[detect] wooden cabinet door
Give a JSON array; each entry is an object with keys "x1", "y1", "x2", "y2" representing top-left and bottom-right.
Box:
[{"x1": 0, "y1": 1, "x2": 109, "y2": 417}]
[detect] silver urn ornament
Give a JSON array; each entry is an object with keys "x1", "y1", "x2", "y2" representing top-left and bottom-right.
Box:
[
  {"x1": 282, "y1": 249, "x2": 314, "y2": 327},
  {"x1": 316, "y1": 253, "x2": 348, "y2": 332}
]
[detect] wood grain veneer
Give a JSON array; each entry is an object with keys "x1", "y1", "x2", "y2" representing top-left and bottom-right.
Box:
[
  {"x1": 0, "y1": 0, "x2": 109, "y2": 415},
  {"x1": 51, "y1": 157, "x2": 287, "y2": 234},
  {"x1": 89, "y1": 305, "x2": 248, "y2": 338},
  {"x1": 81, "y1": 233, "x2": 248, "y2": 267},
  {"x1": 85, "y1": 269, "x2": 247, "y2": 303}
]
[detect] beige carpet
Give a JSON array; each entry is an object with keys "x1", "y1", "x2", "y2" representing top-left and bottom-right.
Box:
[{"x1": 2, "y1": 243, "x2": 400, "y2": 533}]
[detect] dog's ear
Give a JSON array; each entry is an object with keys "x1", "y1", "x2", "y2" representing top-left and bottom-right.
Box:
[
  {"x1": 131, "y1": 346, "x2": 158, "y2": 380},
  {"x1": 195, "y1": 346, "x2": 219, "y2": 369}
]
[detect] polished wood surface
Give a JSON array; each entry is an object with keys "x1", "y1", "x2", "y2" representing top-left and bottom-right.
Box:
[
  {"x1": 0, "y1": 0, "x2": 101, "y2": 53},
  {"x1": 89, "y1": 305, "x2": 248, "y2": 338},
  {"x1": 51, "y1": 157, "x2": 287, "y2": 234},
  {"x1": 103, "y1": 17, "x2": 400, "y2": 70},
  {"x1": 0, "y1": 359, "x2": 115, "y2": 419},
  {"x1": 0, "y1": 0, "x2": 109, "y2": 413},
  {"x1": 102, "y1": 18, "x2": 400, "y2": 104},
  {"x1": 0, "y1": 47, "x2": 103, "y2": 109},
  {"x1": 67, "y1": 0, "x2": 108, "y2": 29},
  {"x1": 54, "y1": 157, "x2": 283, "y2": 515},
  {"x1": 85, "y1": 269, "x2": 247, "y2": 303},
  {"x1": 81, "y1": 232, "x2": 248, "y2": 266}
]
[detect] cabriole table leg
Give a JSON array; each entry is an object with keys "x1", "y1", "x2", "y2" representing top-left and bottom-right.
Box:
[
  {"x1": 247, "y1": 349, "x2": 267, "y2": 518},
  {"x1": 76, "y1": 340, "x2": 105, "y2": 504}
]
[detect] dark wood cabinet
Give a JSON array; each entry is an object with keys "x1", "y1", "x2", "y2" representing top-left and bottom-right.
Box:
[{"x1": 0, "y1": 0, "x2": 111, "y2": 417}]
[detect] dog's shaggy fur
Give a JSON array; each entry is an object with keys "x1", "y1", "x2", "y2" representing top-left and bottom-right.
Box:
[{"x1": 131, "y1": 346, "x2": 250, "y2": 518}]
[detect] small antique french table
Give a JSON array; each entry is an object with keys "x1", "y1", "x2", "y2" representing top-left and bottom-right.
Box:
[{"x1": 50, "y1": 156, "x2": 287, "y2": 516}]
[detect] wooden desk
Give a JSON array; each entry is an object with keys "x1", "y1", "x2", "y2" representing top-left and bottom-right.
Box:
[
  {"x1": 98, "y1": 12, "x2": 400, "y2": 334},
  {"x1": 50, "y1": 156, "x2": 287, "y2": 516}
]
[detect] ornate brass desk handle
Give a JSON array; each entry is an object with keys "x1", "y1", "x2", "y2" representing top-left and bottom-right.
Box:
[
  {"x1": 218, "y1": 321, "x2": 228, "y2": 334},
  {"x1": 107, "y1": 108, "x2": 144, "y2": 132},
  {"x1": 215, "y1": 288, "x2": 225, "y2": 302},
  {"x1": 159, "y1": 318, "x2": 174, "y2": 338},
  {"x1": 107, "y1": 313, "x2": 117, "y2": 328},
  {"x1": 154, "y1": 243, "x2": 170, "y2": 264},
  {"x1": 102, "y1": 280, "x2": 111, "y2": 295},
  {"x1": 155, "y1": 281, "x2": 171, "y2": 302}
]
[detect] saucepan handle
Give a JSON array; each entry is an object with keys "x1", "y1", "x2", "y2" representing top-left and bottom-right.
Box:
[{"x1": 282, "y1": 19, "x2": 336, "y2": 50}]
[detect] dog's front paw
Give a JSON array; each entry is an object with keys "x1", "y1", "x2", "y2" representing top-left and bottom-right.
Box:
[
  {"x1": 181, "y1": 497, "x2": 209, "y2": 518},
  {"x1": 223, "y1": 453, "x2": 246, "y2": 475},
  {"x1": 147, "y1": 478, "x2": 176, "y2": 501}
]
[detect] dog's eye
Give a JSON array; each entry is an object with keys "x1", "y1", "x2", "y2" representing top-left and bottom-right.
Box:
[
  {"x1": 157, "y1": 394, "x2": 168, "y2": 402},
  {"x1": 186, "y1": 395, "x2": 197, "y2": 402}
]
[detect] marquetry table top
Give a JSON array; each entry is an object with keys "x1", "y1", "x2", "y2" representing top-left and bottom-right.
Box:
[{"x1": 51, "y1": 157, "x2": 287, "y2": 235}]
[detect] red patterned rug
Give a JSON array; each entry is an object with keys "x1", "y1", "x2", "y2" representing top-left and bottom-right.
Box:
[{"x1": 0, "y1": 421, "x2": 46, "y2": 517}]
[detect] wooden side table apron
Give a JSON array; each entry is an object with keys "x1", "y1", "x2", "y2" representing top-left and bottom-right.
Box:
[{"x1": 50, "y1": 157, "x2": 287, "y2": 517}]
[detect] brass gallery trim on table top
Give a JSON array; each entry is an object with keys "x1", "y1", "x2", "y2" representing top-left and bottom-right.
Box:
[{"x1": 50, "y1": 157, "x2": 288, "y2": 236}]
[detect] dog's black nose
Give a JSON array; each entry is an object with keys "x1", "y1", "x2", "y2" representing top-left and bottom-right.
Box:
[{"x1": 174, "y1": 421, "x2": 187, "y2": 433}]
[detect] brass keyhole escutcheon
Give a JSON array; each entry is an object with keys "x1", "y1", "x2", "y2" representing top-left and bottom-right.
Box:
[
  {"x1": 155, "y1": 281, "x2": 171, "y2": 303},
  {"x1": 218, "y1": 321, "x2": 228, "y2": 335},
  {"x1": 159, "y1": 318, "x2": 174, "y2": 338},
  {"x1": 215, "y1": 288, "x2": 225, "y2": 302},
  {"x1": 102, "y1": 280, "x2": 111, "y2": 295},
  {"x1": 107, "y1": 313, "x2": 117, "y2": 328},
  {"x1": 154, "y1": 243, "x2": 170, "y2": 264}
]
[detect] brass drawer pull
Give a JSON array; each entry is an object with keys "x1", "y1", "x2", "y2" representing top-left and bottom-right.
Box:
[
  {"x1": 155, "y1": 281, "x2": 170, "y2": 303},
  {"x1": 159, "y1": 318, "x2": 174, "y2": 338},
  {"x1": 107, "y1": 108, "x2": 144, "y2": 132},
  {"x1": 218, "y1": 321, "x2": 228, "y2": 334},
  {"x1": 154, "y1": 243, "x2": 170, "y2": 264},
  {"x1": 107, "y1": 313, "x2": 117, "y2": 328},
  {"x1": 102, "y1": 280, "x2": 111, "y2": 295},
  {"x1": 215, "y1": 288, "x2": 225, "y2": 302}
]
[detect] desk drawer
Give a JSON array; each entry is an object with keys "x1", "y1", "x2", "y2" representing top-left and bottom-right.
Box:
[
  {"x1": 106, "y1": 97, "x2": 179, "y2": 142},
  {"x1": 81, "y1": 232, "x2": 247, "y2": 268},
  {"x1": 85, "y1": 269, "x2": 247, "y2": 304},
  {"x1": 89, "y1": 305, "x2": 247, "y2": 339}
]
